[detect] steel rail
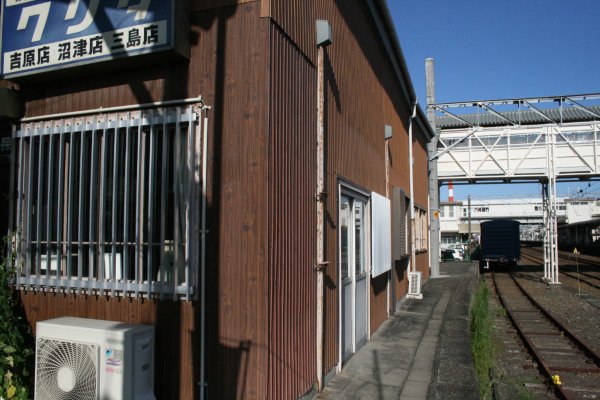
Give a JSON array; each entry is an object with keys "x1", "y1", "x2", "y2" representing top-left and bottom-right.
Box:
[
  {"x1": 521, "y1": 248, "x2": 600, "y2": 291},
  {"x1": 492, "y1": 272, "x2": 572, "y2": 400},
  {"x1": 509, "y1": 272, "x2": 600, "y2": 365},
  {"x1": 560, "y1": 269, "x2": 600, "y2": 291}
]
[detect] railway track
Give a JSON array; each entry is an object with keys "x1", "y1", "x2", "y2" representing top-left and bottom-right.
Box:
[
  {"x1": 520, "y1": 248, "x2": 600, "y2": 292},
  {"x1": 528, "y1": 247, "x2": 600, "y2": 282},
  {"x1": 492, "y1": 271, "x2": 600, "y2": 399}
]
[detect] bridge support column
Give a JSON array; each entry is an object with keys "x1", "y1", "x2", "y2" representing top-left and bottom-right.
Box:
[{"x1": 543, "y1": 127, "x2": 560, "y2": 284}]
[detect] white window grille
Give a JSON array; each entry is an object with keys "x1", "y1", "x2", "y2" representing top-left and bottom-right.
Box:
[{"x1": 10, "y1": 105, "x2": 202, "y2": 300}]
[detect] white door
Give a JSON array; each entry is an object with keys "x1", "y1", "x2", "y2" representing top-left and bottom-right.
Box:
[{"x1": 340, "y1": 194, "x2": 368, "y2": 361}]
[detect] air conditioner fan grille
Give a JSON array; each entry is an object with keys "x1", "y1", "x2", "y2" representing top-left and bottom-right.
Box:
[{"x1": 36, "y1": 338, "x2": 98, "y2": 400}]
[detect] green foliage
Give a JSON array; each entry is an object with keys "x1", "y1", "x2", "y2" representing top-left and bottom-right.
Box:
[
  {"x1": 470, "y1": 282, "x2": 496, "y2": 400},
  {"x1": 0, "y1": 236, "x2": 33, "y2": 399}
]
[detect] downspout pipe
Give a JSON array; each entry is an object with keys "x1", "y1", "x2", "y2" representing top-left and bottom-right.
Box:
[
  {"x1": 199, "y1": 106, "x2": 210, "y2": 400},
  {"x1": 408, "y1": 101, "x2": 417, "y2": 273},
  {"x1": 315, "y1": 19, "x2": 332, "y2": 393}
]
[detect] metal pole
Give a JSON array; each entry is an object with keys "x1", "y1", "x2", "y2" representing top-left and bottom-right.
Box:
[
  {"x1": 426, "y1": 58, "x2": 440, "y2": 277},
  {"x1": 542, "y1": 182, "x2": 551, "y2": 281},
  {"x1": 199, "y1": 108, "x2": 210, "y2": 400},
  {"x1": 467, "y1": 195, "x2": 472, "y2": 261},
  {"x1": 549, "y1": 129, "x2": 560, "y2": 284}
]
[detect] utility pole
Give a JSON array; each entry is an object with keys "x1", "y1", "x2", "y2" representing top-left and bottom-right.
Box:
[{"x1": 426, "y1": 58, "x2": 440, "y2": 277}]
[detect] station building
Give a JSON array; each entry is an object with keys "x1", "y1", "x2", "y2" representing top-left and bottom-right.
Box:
[
  {"x1": 0, "y1": 0, "x2": 433, "y2": 398},
  {"x1": 439, "y1": 196, "x2": 600, "y2": 245}
]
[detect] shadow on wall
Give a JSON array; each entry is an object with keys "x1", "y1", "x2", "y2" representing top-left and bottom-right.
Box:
[
  {"x1": 0, "y1": 120, "x2": 11, "y2": 237},
  {"x1": 394, "y1": 257, "x2": 409, "y2": 299},
  {"x1": 193, "y1": 3, "x2": 245, "y2": 399}
]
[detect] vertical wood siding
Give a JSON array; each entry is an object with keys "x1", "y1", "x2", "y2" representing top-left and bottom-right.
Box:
[
  {"x1": 16, "y1": 3, "x2": 272, "y2": 399},
  {"x1": 265, "y1": 0, "x2": 427, "y2": 374},
  {"x1": 267, "y1": 0, "x2": 318, "y2": 63},
  {"x1": 191, "y1": 4, "x2": 270, "y2": 399},
  {"x1": 20, "y1": 292, "x2": 197, "y2": 399},
  {"x1": 268, "y1": 25, "x2": 317, "y2": 399},
  {"x1": 322, "y1": 0, "x2": 415, "y2": 365}
]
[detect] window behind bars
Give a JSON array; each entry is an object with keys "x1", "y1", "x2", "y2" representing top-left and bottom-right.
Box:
[{"x1": 10, "y1": 106, "x2": 201, "y2": 300}]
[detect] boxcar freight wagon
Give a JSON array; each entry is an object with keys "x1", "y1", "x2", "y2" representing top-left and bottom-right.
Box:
[{"x1": 479, "y1": 220, "x2": 521, "y2": 269}]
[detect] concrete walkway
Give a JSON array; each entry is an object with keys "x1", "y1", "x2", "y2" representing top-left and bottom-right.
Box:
[{"x1": 316, "y1": 262, "x2": 480, "y2": 400}]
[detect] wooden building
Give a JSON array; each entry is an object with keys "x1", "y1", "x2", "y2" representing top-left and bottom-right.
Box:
[{"x1": 0, "y1": 0, "x2": 433, "y2": 398}]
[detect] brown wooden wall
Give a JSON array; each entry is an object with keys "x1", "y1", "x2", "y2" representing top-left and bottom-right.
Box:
[
  {"x1": 262, "y1": 0, "x2": 429, "y2": 379},
  {"x1": 267, "y1": 23, "x2": 318, "y2": 399},
  {"x1": 320, "y1": 0, "x2": 417, "y2": 370},
  {"x1": 414, "y1": 124, "x2": 431, "y2": 281},
  {"x1": 263, "y1": 0, "x2": 319, "y2": 64},
  {"x1": 413, "y1": 128, "x2": 430, "y2": 207},
  {"x1": 192, "y1": 4, "x2": 271, "y2": 399},
  {"x1": 16, "y1": 2, "x2": 273, "y2": 399},
  {"x1": 394, "y1": 257, "x2": 411, "y2": 303}
]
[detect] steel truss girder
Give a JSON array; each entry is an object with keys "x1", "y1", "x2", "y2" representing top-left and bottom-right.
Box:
[{"x1": 435, "y1": 123, "x2": 600, "y2": 181}]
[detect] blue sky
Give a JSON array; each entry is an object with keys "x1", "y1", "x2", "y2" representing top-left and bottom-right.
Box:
[{"x1": 389, "y1": 0, "x2": 600, "y2": 200}]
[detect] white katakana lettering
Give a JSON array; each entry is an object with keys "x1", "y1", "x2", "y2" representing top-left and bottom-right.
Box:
[
  {"x1": 16, "y1": 2, "x2": 51, "y2": 42},
  {"x1": 117, "y1": 0, "x2": 151, "y2": 21},
  {"x1": 65, "y1": 0, "x2": 99, "y2": 35}
]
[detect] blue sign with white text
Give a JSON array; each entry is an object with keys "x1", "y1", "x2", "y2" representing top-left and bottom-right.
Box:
[{"x1": 1, "y1": 0, "x2": 174, "y2": 78}]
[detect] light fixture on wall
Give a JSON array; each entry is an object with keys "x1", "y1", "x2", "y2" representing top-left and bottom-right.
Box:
[
  {"x1": 316, "y1": 20, "x2": 333, "y2": 47},
  {"x1": 385, "y1": 124, "x2": 393, "y2": 140}
]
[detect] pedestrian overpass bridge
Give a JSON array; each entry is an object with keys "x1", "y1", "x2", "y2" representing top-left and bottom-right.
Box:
[{"x1": 430, "y1": 93, "x2": 600, "y2": 284}]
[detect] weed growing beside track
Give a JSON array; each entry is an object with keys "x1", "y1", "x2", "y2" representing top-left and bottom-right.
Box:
[{"x1": 471, "y1": 281, "x2": 496, "y2": 400}]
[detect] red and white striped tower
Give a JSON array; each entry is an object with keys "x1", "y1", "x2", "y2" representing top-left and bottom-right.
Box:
[{"x1": 448, "y1": 180, "x2": 454, "y2": 202}]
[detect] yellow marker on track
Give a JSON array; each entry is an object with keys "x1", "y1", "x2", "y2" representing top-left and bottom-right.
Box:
[{"x1": 552, "y1": 375, "x2": 562, "y2": 385}]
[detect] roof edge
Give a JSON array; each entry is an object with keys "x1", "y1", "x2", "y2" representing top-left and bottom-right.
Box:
[{"x1": 368, "y1": 0, "x2": 435, "y2": 140}]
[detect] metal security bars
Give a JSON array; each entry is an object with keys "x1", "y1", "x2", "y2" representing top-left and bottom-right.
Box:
[{"x1": 10, "y1": 104, "x2": 204, "y2": 301}]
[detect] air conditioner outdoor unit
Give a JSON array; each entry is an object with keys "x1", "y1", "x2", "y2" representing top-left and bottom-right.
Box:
[
  {"x1": 407, "y1": 271, "x2": 423, "y2": 299},
  {"x1": 35, "y1": 317, "x2": 155, "y2": 400}
]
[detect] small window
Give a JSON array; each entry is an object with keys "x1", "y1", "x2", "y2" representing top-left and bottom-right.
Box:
[{"x1": 414, "y1": 207, "x2": 428, "y2": 251}]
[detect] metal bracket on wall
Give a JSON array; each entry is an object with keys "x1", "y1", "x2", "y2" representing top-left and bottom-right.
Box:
[
  {"x1": 315, "y1": 192, "x2": 328, "y2": 202},
  {"x1": 314, "y1": 262, "x2": 330, "y2": 272}
]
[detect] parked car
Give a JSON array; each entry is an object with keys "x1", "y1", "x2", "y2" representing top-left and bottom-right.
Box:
[
  {"x1": 441, "y1": 247, "x2": 463, "y2": 261},
  {"x1": 446, "y1": 244, "x2": 465, "y2": 259}
]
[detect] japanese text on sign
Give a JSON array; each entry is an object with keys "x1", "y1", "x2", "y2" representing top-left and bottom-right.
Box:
[{"x1": 1, "y1": 0, "x2": 173, "y2": 78}]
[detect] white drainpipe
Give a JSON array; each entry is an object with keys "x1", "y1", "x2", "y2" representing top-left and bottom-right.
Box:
[
  {"x1": 315, "y1": 20, "x2": 332, "y2": 392},
  {"x1": 409, "y1": 102, "x2": 417, "y2": 272},
  {"x1": 199, "y1": 106, "x2": 210, "y2": 400}
]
